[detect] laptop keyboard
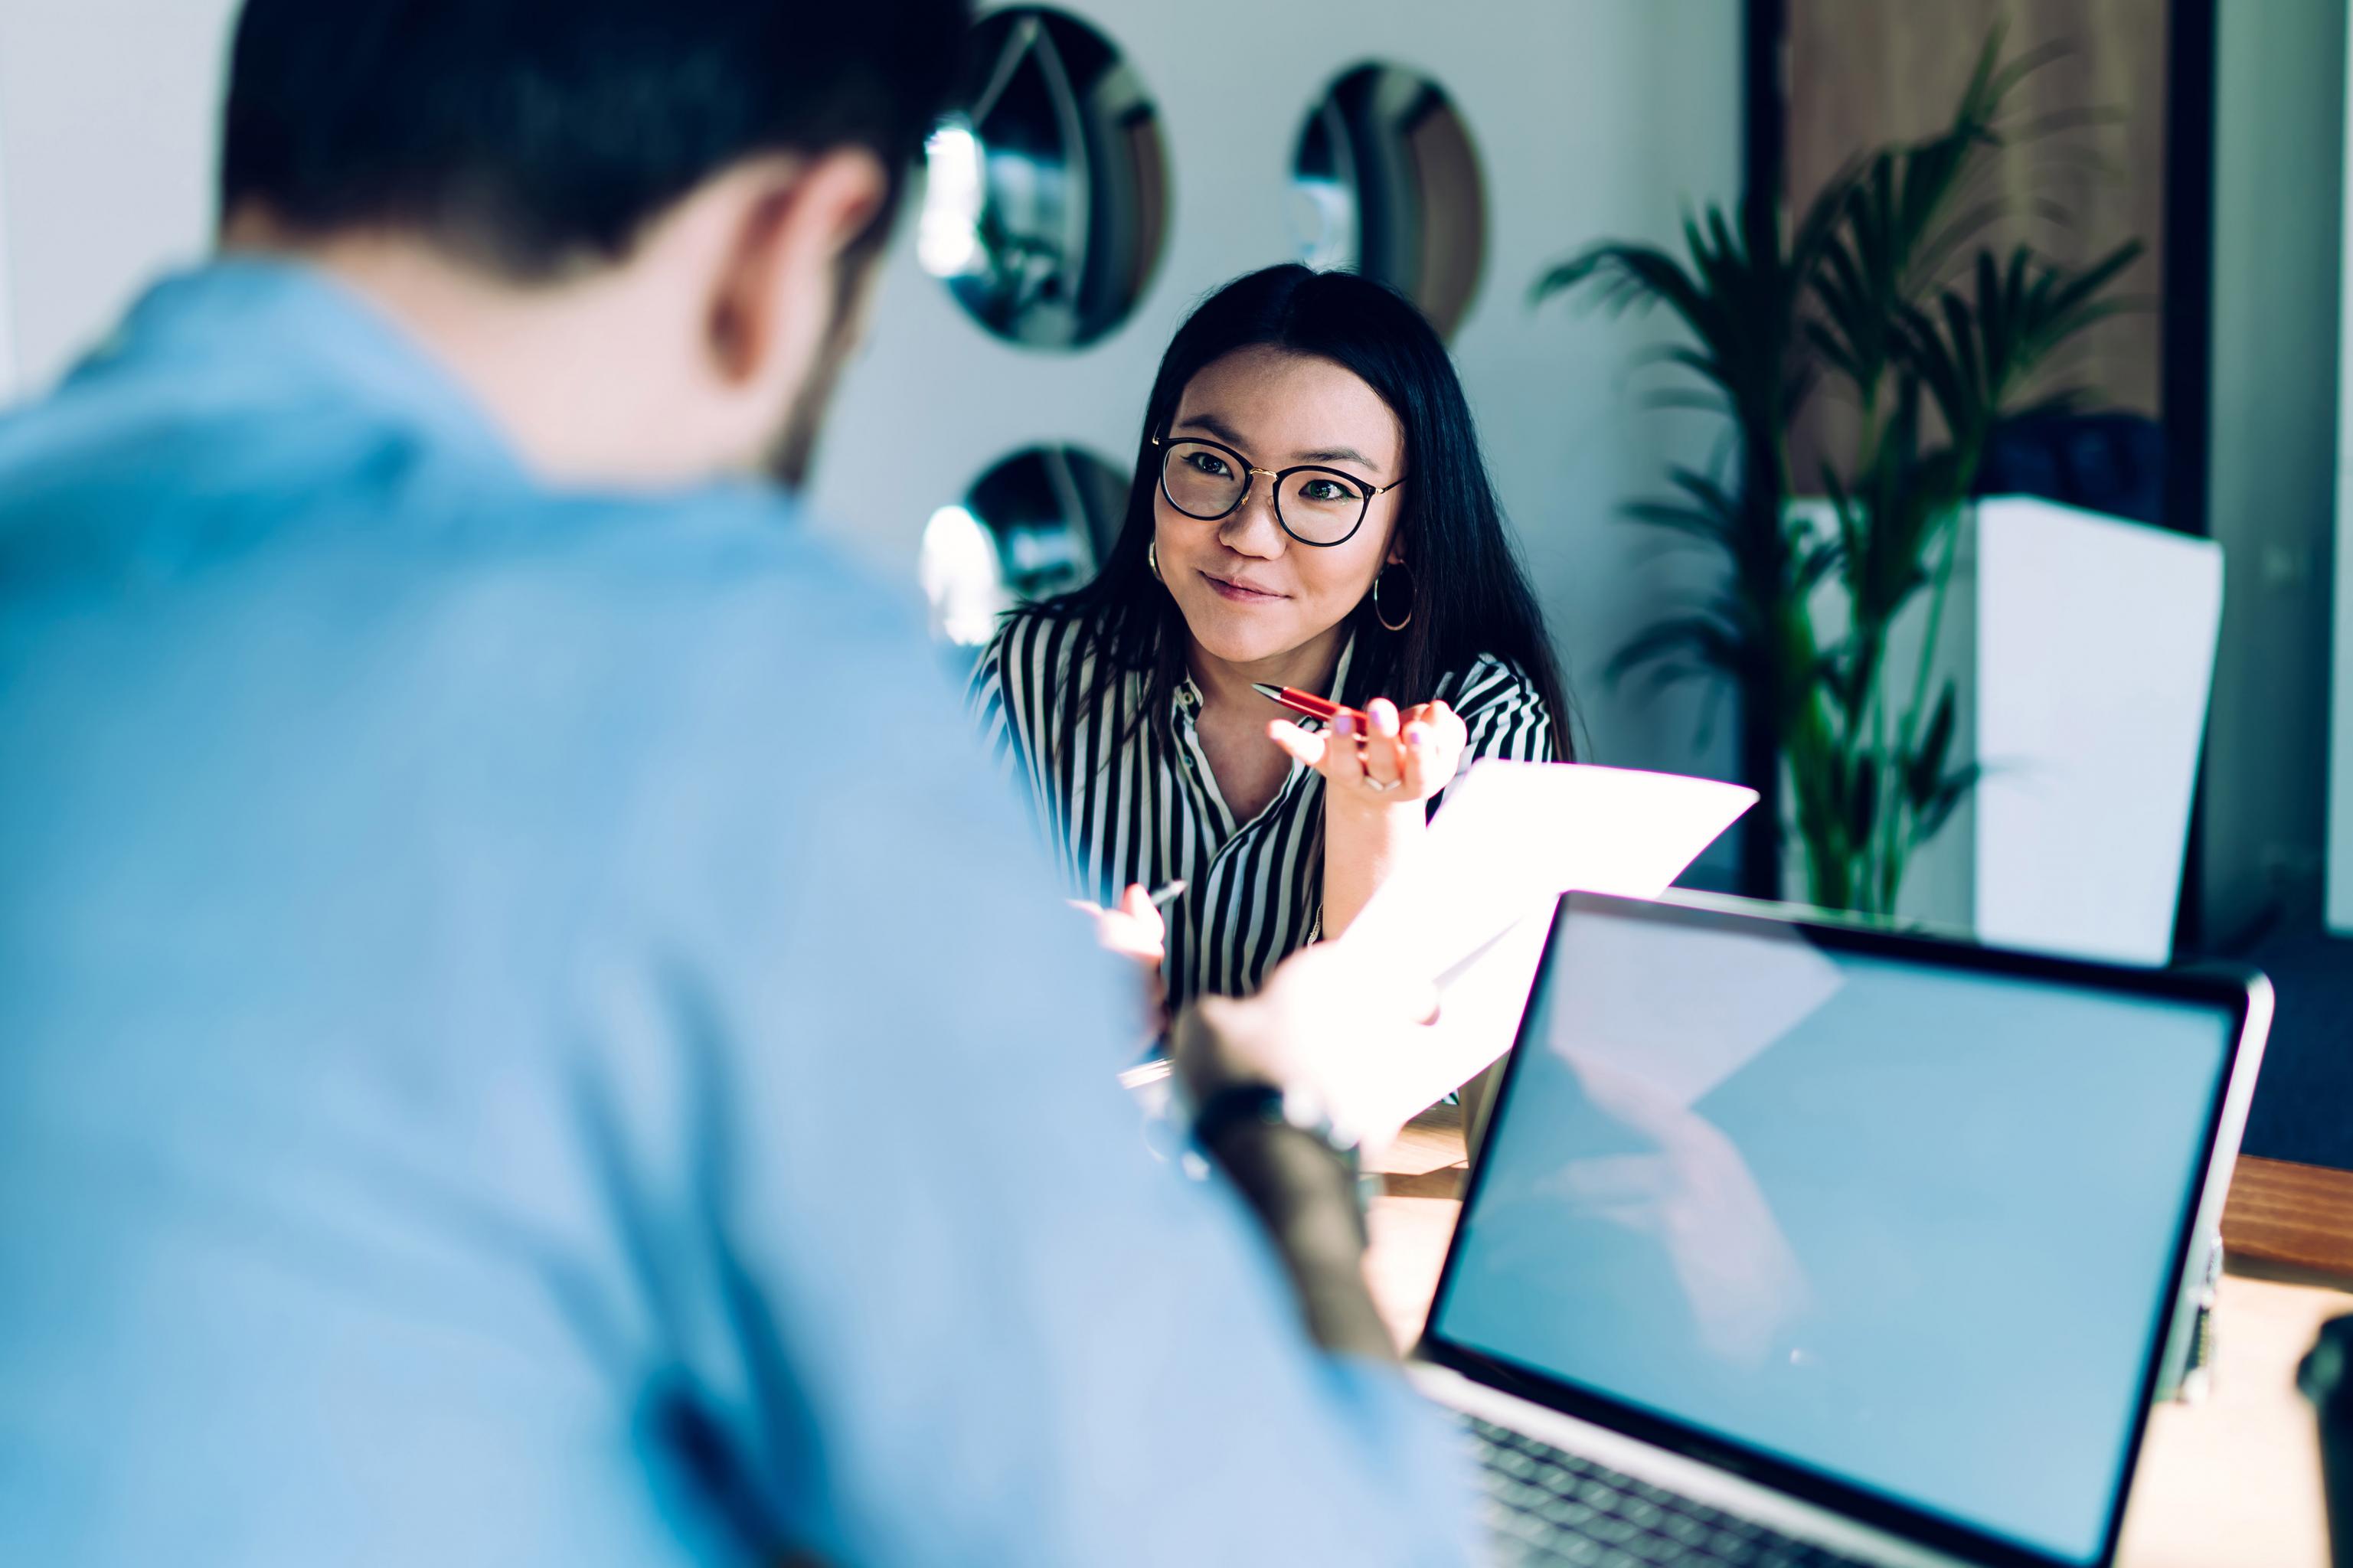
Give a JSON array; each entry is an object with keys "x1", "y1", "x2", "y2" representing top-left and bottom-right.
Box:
[{"x1": 1465, "y1": 1415, "x2": 1881, "y2": 1567}]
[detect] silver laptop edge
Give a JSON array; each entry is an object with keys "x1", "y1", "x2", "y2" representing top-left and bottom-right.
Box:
[{"x1": 1409, "y1": 893, "x2": 2273, "y2": 1568}]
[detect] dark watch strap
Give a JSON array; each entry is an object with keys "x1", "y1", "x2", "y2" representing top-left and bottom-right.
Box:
[{"x1": 1188, "y1": 1080, "x2": 1359, "y2": 1171}]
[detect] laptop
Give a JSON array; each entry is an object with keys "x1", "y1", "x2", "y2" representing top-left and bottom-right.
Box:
[{"x1": 1408, "y1": 892, "x2": 2272, "y2": 1568}]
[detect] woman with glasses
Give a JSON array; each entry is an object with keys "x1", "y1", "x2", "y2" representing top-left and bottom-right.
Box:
[{"x1": 972, "y1": 264, "x2": 1573, "y2": 1019}]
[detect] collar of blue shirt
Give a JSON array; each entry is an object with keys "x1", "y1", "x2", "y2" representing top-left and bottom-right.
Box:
[{"x1": 77, "y1": 257, "x2": 525, "y2": 482}]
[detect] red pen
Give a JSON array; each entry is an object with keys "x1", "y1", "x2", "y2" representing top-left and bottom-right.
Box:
[{"x1": 1253, "y1": 683, "x2": 1370, "y2": 732}]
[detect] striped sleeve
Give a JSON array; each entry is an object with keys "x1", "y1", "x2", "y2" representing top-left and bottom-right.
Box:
[{"x1": 1446, "y1": 653, "x2": 1558, "y2": 769}]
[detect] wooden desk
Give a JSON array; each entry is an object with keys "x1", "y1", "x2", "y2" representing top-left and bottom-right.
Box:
[
  {"x1": 1364, "y1": 1106, "x2": 2352, "y2": 1568},
  {"x1": 2226, "y1": 1156, "x2": 2353, "y2": 1282}
]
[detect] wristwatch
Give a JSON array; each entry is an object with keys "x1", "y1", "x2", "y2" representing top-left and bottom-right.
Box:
[{"x1": 1188, "y1": 1080, "x2": 1360, "y2": 1173}]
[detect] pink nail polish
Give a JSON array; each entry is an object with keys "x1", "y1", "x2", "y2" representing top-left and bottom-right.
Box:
[{"x1": 1332, "y1": 714, "x2": 1358, "y2": 737}]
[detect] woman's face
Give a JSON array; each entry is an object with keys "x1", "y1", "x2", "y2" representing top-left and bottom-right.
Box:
[{"x1": 1152, "y1": 346, "x2": 1405, "y2": 675}]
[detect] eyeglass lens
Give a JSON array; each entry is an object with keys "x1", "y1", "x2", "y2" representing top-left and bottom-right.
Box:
[{"x1": 1159, "y1": 440, "x2": 1371, "y2": 545}]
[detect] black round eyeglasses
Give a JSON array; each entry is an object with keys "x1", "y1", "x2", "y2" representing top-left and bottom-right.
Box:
[{"x1": 1152, "y1": 434, "x2": 1405, "y2": 548}]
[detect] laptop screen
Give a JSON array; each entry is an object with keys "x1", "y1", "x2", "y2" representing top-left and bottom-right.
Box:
[{"x1": 1428, "y1": 899, "x2": 2240, "y2": 1565}]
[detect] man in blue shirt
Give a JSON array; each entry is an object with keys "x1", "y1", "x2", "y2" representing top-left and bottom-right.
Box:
[{"x1": 0, "y1": 2, "x2": 1472, "y2": 1563}]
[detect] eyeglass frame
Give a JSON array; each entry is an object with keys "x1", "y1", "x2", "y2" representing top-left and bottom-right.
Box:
[{"x1": 1149, "y1": 433, "x2": 1407, "y2": 548}]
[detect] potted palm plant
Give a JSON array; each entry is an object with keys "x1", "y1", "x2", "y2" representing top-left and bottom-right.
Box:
[{"x1": 1538, "y1": 30, "x2": 2142, "y2": 916}]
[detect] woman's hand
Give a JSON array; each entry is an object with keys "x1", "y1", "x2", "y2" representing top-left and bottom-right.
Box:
[
  {"x1": 1266, "y1": 696, "x2": 1469, "y2": 939},
  {"x1": 1266, "y1": 697, "x2": 1468, "y2": 812},
  {"x1": 1068, "y1": 882, "x2": 1168, "y2": 1035}
]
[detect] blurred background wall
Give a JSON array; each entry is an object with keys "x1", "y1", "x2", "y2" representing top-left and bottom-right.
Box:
[
  {"x1": 0, "y1": 0, "x2": 1750, "y2": 881},
  {"x1": 2205, "y1": 0, "x2": 2344, "y2": 953},
  {"x1": 0, "y1": 0, "x2": 242, "y2": 396},
  {"x1": 1783, "y1": 0, "x2": 2168, "y2": 492},
  {"x1": 2200, "y1": 0, "x2": 2351, "y2": 1172},
  {"x1": 2334, "y1": 7, "x2": 2353, "y2": 943}
]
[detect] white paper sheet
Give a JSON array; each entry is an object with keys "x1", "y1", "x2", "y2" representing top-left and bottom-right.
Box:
[{"x1": 1323, "y1": 761, "x2": 1757, "y2": 1146}]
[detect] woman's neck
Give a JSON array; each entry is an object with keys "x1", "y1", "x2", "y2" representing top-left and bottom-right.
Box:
[{"x1": 1185, "y1": 620, "x2": 1350, "y2": 712}]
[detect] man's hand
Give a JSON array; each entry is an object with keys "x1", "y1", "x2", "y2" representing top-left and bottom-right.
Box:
[{"x1": 1172, "y1": 942, "x2": 1440, "y2": 1145}]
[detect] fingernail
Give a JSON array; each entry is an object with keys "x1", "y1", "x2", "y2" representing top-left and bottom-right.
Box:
[
  {"x1": 1404, "y1": 724, "x2": 1428, "y2": 746},
  {"x1": 1332, "y1": 714, "x2": 1358, "y2": 737}
]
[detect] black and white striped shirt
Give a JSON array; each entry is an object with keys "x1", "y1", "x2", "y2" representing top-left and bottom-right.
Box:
[{"x1": 969, "y1": 610, "x2": 1556, "y2": 1007}]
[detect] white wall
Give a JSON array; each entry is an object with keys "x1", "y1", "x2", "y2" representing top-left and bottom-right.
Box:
[
  {"x1": 0, "y1": 54, "x2": 15, "y2": 393},
  {"x1": 812, "y1": 0, "x2": 1745, "y2": 828},
  {"x1": 2204, "y1": 0, "x2": 2346, "y2": 946},
  {"x1": 0, "y1": 0, "x2": 243, "y2": 400}
]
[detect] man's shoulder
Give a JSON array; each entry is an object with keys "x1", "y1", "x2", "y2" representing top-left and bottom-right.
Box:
[
  {"x1": 0, "y1": 342, "x2": 919, "y2": 664},
  {"x1": 331, "y1": 459, "x2": 930, "y2": 696},
  {"x1": 434, "y1": 487, "x2": 959, "y2": 766},
  {"x1": 530, "y1": 485, "x2": 921, "y2": 649}
]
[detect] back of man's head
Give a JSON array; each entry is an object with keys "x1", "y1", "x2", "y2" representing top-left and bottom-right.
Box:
[
  {"x1": 214, "y1": 0, "x2": 972, "y2": 486},
  {"x1": 221, "y1": 0, "x2": 968, "y2": 279}
]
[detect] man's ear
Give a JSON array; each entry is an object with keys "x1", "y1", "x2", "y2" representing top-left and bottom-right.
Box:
[{"x1": 705, "y1": 149, "x2": 888, "y2": 390}]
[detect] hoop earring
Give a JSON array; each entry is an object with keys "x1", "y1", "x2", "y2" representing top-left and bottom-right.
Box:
[
  {"x1": 1374, "y1": 562, "x2": 1414, "y2": 632},
  {"x1": 1147, "y1": 541, "x2": 1161, "y2": 582}
]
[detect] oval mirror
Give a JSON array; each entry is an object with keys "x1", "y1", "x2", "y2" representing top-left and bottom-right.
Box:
[
  {"x1": 918, "y1": 8, "x2": 1168, "y2": 350},
  {"x1": 1289, "y1": 64, "x2": 1488, "y2": 338},
  {"x1": 921, "y1": 445, "x2": 1129, "y2": 645}
]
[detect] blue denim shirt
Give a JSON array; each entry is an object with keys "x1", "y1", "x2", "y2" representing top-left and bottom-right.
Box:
[{"x1": 0, "y1": 261, "x2": 1472, "y2": 1566}]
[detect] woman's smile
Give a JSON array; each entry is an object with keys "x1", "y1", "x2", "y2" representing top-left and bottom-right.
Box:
[{"x1": 1200, "y1": 570, "x2": 1287, "y2": 604}]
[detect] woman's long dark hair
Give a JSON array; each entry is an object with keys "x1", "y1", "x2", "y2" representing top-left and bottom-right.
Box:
[{"x1": 1038, "y1": 263, "x2": 1574, "y2": 760}]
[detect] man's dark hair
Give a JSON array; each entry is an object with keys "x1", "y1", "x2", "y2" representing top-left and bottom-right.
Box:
[{"x1": 221, "y1": 0, "x2": 971, "y2": 278}]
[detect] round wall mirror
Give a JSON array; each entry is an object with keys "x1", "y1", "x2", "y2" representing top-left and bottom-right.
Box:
[
  {"x1": 1289, "y1": 64, "x2": 1488, "y2": 339},
  {"x1": 921, "y1": 446, "x2": 1129, "y2": 645},
  {"x1": 918, "y1": 8, "x2": 1168, "y2": 351}
]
